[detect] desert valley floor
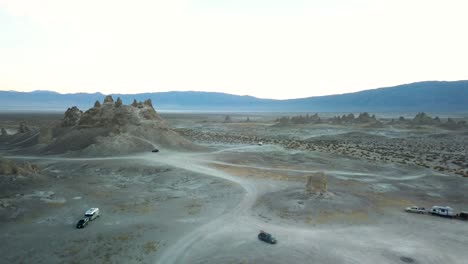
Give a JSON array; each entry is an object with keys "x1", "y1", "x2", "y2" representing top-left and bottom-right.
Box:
[{"x1": 1, "y1": 111, "x2": 467, "y2": 264}]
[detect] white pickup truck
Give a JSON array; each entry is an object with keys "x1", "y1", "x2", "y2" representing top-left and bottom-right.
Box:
[{"x1": 405, "y1": 206, "x2": 426, "y2": 214}]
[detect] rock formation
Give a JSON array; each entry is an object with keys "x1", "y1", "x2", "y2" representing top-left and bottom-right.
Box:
[
  {"x1": 115, "y1": 97, "x2": 123, "y2": 107},
  {"x1": 331, "y1": 115, "x2": 342, "y2": 124},
  {"x1": 412, "y1": 112, "x2": 433, "y2": 125},
  {"x1": 331, "y1": 112, "x2": 371, "y2": 125},
  {"x1": 78, "y1": 97, "x2": 161, "y2": 127},
  {"x1": 18, "y1": 121, "x2": 30, "y2": 133},
  {"x1": 342, "y1": 113, "x2": 355, "y2": 123},
  {"x1": 310, "y1": 113, "x2": 320, "y2": 122},
  {"x1": 42, "y1": 95, "x2": 193, "y2": 156},
  {"x1": 1, "y1": 128, "x2": 7, "y2": 136},
  {"x1": 103, "y1": 95, "x2": 114, "y2": 104},
  {"x1": 356, "y1": 112, "x2": 376, "y2": 123},
  {"x1": 94, "y1": 100, "x2": 101, "y2": 108},
  {"x1": 144, "y1": 99, "x2": 153, "y2": 107},
  {"x1": 61, "y1": 106, "x2": 83, "y2": 127},
  {"x1": 441, "y1": 118, "x2": 467, "y2": 130},
  {"x1": 274, "y1": 113, "x2": 322, "y2": 126}
]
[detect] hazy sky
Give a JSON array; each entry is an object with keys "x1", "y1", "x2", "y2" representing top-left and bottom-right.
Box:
[{"x1": 1, "y1": 0, "x2": 467, "y2": 99}]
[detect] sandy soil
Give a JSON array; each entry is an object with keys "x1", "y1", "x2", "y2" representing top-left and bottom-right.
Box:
[{"x1": 1, "y1": 112, "x2": 467, "y2": 264}]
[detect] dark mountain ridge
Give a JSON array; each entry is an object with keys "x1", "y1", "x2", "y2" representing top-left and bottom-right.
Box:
[{"x1": 1, "y1": 81, "x2": 467, "y2": 112}]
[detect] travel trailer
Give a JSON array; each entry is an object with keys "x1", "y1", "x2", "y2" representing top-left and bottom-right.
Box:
[
  {"x1": 85, "y1": 208, "x2": 100, "y2": 220},
  {"x1": 430, "y1": 206, "x2": 456, "y2": 218}
]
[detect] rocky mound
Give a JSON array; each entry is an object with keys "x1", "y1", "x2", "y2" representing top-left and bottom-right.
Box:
[
  {"x1": 273, "y1": 114, "x2": 322, "y2": 126},
  {"x1": 61, "y1": 106, "x2": 82, "y2": 127},
  {"x1": 390, "y1": 112, "x2": 467, "y2": 130},
  {"x1": 411, "y1": 112, "x2": 435, "y2": 125},
  {"x1": 18, "y1": 121, "x2": 31, "y2": 133},
  {"x1": 42, "y1": 96, "x2": 195, "y2": 156},
  {"x1": 330, "y1": 112, "x2": 380, "y2": 125},
  {"x1": 273, "y1": 112, "x2": 381, "y2": 127}
]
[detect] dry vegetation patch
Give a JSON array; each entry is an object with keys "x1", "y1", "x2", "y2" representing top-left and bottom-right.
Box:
[{"x1": 143, "y1": 241, "x2": 160, "y2": 254}]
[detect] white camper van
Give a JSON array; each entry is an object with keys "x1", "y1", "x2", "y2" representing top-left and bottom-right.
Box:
[
  {"x1": 85, "y1": 208, "x2": 100, "y2": 220},
  {"x1": 430, "y1": 206, "x2": 456, "y2": 218}
]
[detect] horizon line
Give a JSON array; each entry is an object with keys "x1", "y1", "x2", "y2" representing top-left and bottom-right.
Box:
[{"x1": 0, "y1": 79, "x2": 466, "y2": 101}]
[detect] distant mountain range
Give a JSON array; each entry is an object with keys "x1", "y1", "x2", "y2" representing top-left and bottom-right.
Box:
[{"x1": 1, "y1": 81, "x2": 467, "y2": 112}]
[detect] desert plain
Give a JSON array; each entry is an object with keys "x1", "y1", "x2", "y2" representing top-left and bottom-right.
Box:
[{"x1": 0, "y1": 100, "x2": 467, "y2": 264}]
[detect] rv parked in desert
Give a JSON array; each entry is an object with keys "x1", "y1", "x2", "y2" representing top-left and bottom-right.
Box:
[
  {"x1": 85, "y1": 208, "x2": 100, "y2": 220},
  {"x1": 430, "y1": 206, "x2": 456, "y2": 218}
]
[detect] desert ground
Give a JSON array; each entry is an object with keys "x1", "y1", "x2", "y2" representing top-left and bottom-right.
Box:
[{"x1": 1, "y1": 110, "x2": 468, "y2": 264}]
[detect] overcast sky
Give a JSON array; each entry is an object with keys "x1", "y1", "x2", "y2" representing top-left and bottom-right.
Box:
[{"x1": 1, "y1": 0, "x2": 467, "y2": 99}]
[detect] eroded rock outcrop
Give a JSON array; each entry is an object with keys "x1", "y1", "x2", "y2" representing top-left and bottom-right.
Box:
[
  {"x1": 42, "y1": 95, "x2": 193, "y2": 155},
  {"x1": 78, "y1": 96, "x2": 162, "y2": 128},
  {"x1": 356, "y1": 112, "x2": 376, "y2": 123},
  {"x1": 412, "y1": 112, "x2": 434, "y2": 125},
  {"x1": 61, "y1": 106, "x2": 83, "y2": 127},
  {"x1": 103, "y1": 95, "x2": 114, "y2": 104},
  {"x1": 342, "y1": 113, "x2": 355, "y2": 123},
  {"x1": 441, "y1": 118, "x2": 467, "y2": 130},
  {"x1": 274, "y1": 113, "x2": 322, "y2": 126},
  {"x1": 144, "y1": 99, "x2": 153, "y2": 107},
  {"x1": 115, "y1": 97, "x2": 123, "y2": 107},
  {"x1": 325, "y1": 113, "x2": 378, "y2": 124},
  {"x1": 18, "y1": 121, "x2": 30, "y2": 133}
]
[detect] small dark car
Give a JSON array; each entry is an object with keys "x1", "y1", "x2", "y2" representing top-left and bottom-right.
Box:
[
  {"x1": 76, "y1": 218, "x2": 89, "y2": 229},
  {"x1": 152, "y1": 149, "x2": 159, "y2": 153},
  {"x1": 460, "y1": 212, "x2": 468, "y2": 220},
  {"x1": 258, "y1": 230, "x2": 277, "y2": 244}
]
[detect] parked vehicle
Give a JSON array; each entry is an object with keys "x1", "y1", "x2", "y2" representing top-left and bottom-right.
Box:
[
  {"x1": 76, "y1": 218, "x2": 89, "y2": 229},
  {"x1": 430, "y1": 206, "x2": 456, "y2": 218},
  {"x1": 152, "y1": 149, "x2": 159, "y2": 153},
  {"x1": 405, "y1": 206, "x2": 426, "y2": 214},
  {"x1": 258, "y1": 230, "x2": 277, "y2": 244},
  {"x1": 459, "y1": 211, "x2": 468, "y2": 220},
  {"x1": 85, "y1": 208, "x2": 100, "y2": 220}
]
